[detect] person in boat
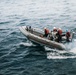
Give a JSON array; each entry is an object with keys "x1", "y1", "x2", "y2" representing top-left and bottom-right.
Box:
[
  {"x1": 47, "y1": 27, "x2": 58, "y2": 40},
  {"x1": 66, "y1": 29, "x2": 71, "y2": 42},
  {"x1": 53, "y1": 27, "x2": 57, "y2": 32},
  {"x1": 26, "y1": 26, "x2": 31, "y2": 31},
  {"x1": 50, "y1": 27, "x2": 58, "y2": 40},
  {"x1": 55, "y1": 28, "x2": 62, "y2": 42},
  {"x1": 43, "y1": 27, "x2": 50, "y2": 37}
]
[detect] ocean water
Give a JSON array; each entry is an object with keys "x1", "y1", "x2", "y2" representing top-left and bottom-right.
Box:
[{"x1": 0, "y1": 0, "x2": 76, "y2": 75}]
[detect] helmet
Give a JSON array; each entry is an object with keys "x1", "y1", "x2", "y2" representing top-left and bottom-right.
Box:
[
  {"x1": 53, "y1": 27, "x2": 56, "y2": 29},
  {"x1": 53, "y1": 27, "x2": 57, "y2": 32},
  {"x1": 66, "y1": 29, "x2": 68, "y2": 32},
  {"x1": 58, "y1": 28, "x2": 61, "y2": 30},
  {"x1": 44, "y1": 27, "x2": 46, "y2": 29}
]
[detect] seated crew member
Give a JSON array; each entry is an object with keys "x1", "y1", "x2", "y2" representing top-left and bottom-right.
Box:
[
  {"x1": 66, "y1": 30, "x2": 71, "y2": 42},
  {"x1": 26, "y1": 26, "x2": 31, "y2": 31},
  {"x1": 44, "y1": 27, "x2": 49, "y2": 37},
  {"x1": 55, "y1": 28, "x2": 62, "y2": 42}
]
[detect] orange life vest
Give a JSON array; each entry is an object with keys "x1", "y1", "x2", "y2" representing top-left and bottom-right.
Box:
[
  {"x1": 66, "y1": 32, "x2": 70, "y2": 37},
  {"x1": 58, "y1": 29, "x2": 62, "y2": 35},
  {"x1": 45, "y1": 29, "x2": 49, "y2": 34}
]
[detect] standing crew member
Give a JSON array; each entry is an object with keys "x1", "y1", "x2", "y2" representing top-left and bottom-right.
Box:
[
  {"x1": 52, "y1": 27, "x2": 57, "y2": 40},
  {"x1": 66, "y1": 30, "x2": 71, "y2": 42},
  {"x1": 44, "y1": 27, "x2": 49, "y2": 37},
  {"x1": 56, "y1": 28, "x2": 62, "y2": 42}
]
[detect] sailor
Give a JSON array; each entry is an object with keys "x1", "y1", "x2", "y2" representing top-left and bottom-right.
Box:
[
  {"x1": 58, "y1": 28, "x2": 62, "y2": 35},
  {"x1": 26, "y1": 26, "x2": 29, "y2": 31},
  {"x1": 44, "y1": 27, "x2": 49, "y2": 37},
  {"x1": 26, "y1": 26, "x2": 31, "y2": 31},
  {"x1": 66, "y1": 29, "x2": 71, "y2": 42},
  {"x1": 52, "y1": 27, "x2": 57, "y2": 40},
  {"x1": 53, "y1": 27, "x2": 57, "y2": 32},
  {"x1": 29, "y1": 26, "x2": 31, "y2": 29},
  {"x1": 56, "y1": 28, "x2": 62, "y2": 42}
]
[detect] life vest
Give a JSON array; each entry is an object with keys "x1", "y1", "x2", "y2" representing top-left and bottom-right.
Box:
[
  {"x1": 45, "y1": 29, "x2": 49, "y2": 34},
  {"x1": 58, "y1": 29, "x2": 62, "y2": 35},
  {"x1": 66, "y1": 32, "x2": 70, "y2": 37}
]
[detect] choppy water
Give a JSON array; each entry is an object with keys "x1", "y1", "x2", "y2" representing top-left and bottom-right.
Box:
[{"x1": 0, "y1": 0, "x2": 76, "y2": 75}]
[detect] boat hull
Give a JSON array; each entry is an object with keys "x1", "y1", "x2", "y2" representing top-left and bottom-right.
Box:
[{"x1": 19, "y1": 26, "x2": 66, "y2": 50}]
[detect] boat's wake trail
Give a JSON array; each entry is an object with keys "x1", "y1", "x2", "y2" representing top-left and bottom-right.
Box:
[
  {"x1": 40, "y1": 38, "x2": 76, "y2": 59},
  {"x1": 19, "y1": 39, "x2": 76, "y2": 59},
  {"x1": 20, "y1": 41, "x2": 36, "y2": 47},
  {"x1": 45, "y1": 39, "x2": 76, "y2": 59},
  {"x1": 69, "y1": 47, "x2": 76, "y2": 54}
]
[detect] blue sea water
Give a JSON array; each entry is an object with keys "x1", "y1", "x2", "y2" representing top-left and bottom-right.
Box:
[{"x1": 0, "y1": 0, "x2": 76, "y2": 75}]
